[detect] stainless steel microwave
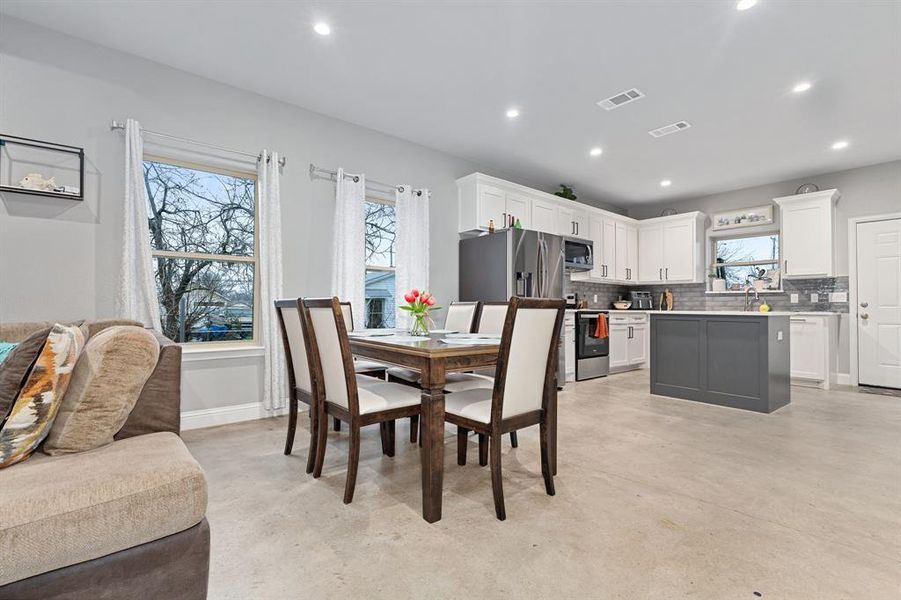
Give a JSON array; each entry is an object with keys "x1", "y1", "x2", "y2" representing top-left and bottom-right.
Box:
[{"x1": 563, "y1": 237, "x2": 593, "y2": 271}]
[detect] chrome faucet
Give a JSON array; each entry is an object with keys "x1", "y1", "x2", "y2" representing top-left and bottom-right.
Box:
[{"x1": 744, "y1": 285, "x2": 760, "y2": 311}]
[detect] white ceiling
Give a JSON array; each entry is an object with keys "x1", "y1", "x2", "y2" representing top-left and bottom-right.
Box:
[{"x1": 3, "y1": 1, "x2": 900, "y2": 207}]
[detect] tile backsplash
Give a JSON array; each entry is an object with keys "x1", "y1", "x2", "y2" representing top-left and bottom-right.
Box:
[{"x1": 565, "y1": 276, "x2": 849, "y2": 313}]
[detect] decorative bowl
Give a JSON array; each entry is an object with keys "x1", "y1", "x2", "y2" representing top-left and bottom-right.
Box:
[{"x1": 612, "y1": 301, "x2": 632, "y2": 310}]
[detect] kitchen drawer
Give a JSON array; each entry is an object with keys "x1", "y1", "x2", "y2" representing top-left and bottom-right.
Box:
[{"x1": 628, "y1": 314, "x2": 648, "y2": 324}]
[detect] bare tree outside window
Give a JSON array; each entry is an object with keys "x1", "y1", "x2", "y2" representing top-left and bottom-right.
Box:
[
  {"x1": 364, "y1": 199, "x2": 396, "y2": 328},
  {"x1": 714, "y1": 234, "x2": 780, "y2": 290},
  {"x1": 144, "y1": 159, "x2": 257, "y2": 343}
]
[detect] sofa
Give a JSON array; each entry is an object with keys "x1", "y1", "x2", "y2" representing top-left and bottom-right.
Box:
[{"x1": 0, "y1": 320, "x2": 209, "y2": 600}]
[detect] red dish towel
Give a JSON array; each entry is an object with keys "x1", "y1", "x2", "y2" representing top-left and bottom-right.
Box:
[{"x1": 592, "y1": 314, "x2": 609, "y2": 339}]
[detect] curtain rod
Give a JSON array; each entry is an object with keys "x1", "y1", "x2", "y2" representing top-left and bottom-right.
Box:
[
  {"x1": 109, "y1": 120, "x2": 286, "y2": 167},
  {"x1": 309, "y1": 163, "x2": 428, "y2": 196}
]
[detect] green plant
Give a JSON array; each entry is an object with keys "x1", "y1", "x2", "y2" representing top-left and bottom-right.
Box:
[{"x1": 554, "y1": 184, "x2": 577, "y2": 201}]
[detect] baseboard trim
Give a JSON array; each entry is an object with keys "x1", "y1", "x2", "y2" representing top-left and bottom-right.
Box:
[
  {"x1": 181, "y1": 402, "x2": 291, "y2": 431},
  {"x1": 836, "y1": 373, "x2": 851, "y2": 386}
]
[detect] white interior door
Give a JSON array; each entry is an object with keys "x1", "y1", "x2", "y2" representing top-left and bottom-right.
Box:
[{"x1": 857, "y1": 218, "x2": 901, "y2": 388}]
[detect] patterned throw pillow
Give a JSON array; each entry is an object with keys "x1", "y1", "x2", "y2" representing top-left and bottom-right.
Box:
[{"x1": 0, "y1": 324, "x2": 84, "y2": 469}]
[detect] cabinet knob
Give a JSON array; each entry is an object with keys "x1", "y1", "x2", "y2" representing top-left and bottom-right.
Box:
[{"x1": 860, "y1": 301, "x2": 868, "y2": 308}]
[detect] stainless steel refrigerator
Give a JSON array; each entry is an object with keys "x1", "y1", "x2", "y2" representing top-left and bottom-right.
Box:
[
  {"x1": 459, "y1": 229, "x2": 566, "y2": 388},
  {"x1": 459, "y1": 229, "x2": 565, "y2": 302}
]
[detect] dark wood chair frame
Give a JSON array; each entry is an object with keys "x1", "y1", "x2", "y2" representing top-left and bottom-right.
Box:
[
  {"x1": 475, "y1": 301, "x2": 520, "y2": 449},
  {"x1": 333, "y1": 301, "x2": 388, "y2": 433},
  {"x1": 302, "y1": 297, "x2": 422, "y2": 504},
  {"x1": 274, "y1": 299, "x2": 317, "y2": 473},
  {"x1": 445, "y1": 296, "x2": 565, "y2": 520}
]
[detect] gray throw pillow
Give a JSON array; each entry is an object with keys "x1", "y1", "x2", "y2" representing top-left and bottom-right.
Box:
[
  {"x1": 43, "y1": 326, "x2": 160, "y2": 455},
  {"x1": 0, "y1": 327, "x2": 51, "y2": 428}
]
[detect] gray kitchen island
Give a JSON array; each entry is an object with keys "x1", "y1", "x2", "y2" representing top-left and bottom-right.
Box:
[{"x1": 649, "y1": 311, "x2": 791, "y2": 413}]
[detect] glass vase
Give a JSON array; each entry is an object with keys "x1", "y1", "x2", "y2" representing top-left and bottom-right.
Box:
[{"x1": 410, "y1": 314, "x2": 430, "y2": 337}]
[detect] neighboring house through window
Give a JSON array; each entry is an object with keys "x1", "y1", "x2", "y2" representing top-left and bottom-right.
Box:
[
  {"x1": 143, "y1": 157, "x2": 258, "y2": 344},
  {"x1": 364, "y1": 196, "x2": 396, "y2": 328},
  {"x1": 713, "y1": 233, "x2": 781, "y2": 291}
]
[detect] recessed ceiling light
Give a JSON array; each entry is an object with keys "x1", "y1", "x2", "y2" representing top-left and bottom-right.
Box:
[
  {"x1": 831, "y1": 140, "x2": 849, "y2": 150},
  {"x1": 506, "y1": 108, "x2": 520, "y2": 119},
  {"x1": 660, "y1": 179, "x2": 672, "y2": 187},
  {"x1": 313, "y1": 22, "x2": 331, "y2": 35},
  {"x1": 736, "y1": 0, "x2": 758, "y2": 10},
  {"x1": 792, "y1": 81, "x2": 812, "y2": 93},
  {"x1": 589, "y1": 147, "x2": 603, "y2": 157}
]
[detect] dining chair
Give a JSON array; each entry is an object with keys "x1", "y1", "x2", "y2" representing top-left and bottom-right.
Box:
[
  {"x1": 444, "y1": 296, "x2": 565, "y2": 520},
  {"x1": 332, "y1": 301, "x2": 390, "y2": 432},
  {"x1": 303, "y1": 297, "x2": 422, "y2": 504},
  {"x1": 274, "y1": 298, "x2": 317, "y2": 473},
  {"x1": 387, "y1": 300, "x2": 481, "y2": 443}
]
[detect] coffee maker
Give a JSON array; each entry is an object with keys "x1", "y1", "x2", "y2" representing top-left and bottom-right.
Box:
[{"x1": 629, "y1": 291, "x2": 653, "y2": 310}]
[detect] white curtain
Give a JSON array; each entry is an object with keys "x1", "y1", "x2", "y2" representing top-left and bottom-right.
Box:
[
  {"x1": 395, "y1": 186, "x2": 430, "y2": 329},
  {"x1": 116, "y1": 119, "x2": 162, "y2": 331},
  {"x1": 258, "y1": 151, "x2": 286, "y2": 411},
  {"x1": 331, "y1": 169, "x2": 367, "y2": 325}
]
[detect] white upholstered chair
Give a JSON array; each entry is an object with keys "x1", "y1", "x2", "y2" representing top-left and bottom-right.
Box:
[
  {"x1": 444, "y1": 297, "x2": 565, "y2": 520},
  {"x1": 274, "y1": 299, "x2": 317, "y2": 473},
  {"x1": 303, "y1": 297, "x2": 422, "y2": 504}
]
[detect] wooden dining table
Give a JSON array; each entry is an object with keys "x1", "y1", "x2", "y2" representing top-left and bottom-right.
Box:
[{"x1": 348, "y1": 332, "x2": 558, "y2": 523}]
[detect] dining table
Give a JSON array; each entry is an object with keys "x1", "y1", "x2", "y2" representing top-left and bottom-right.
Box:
[{"x1": 348, "y1": 331, "x2": 558, "y2": 523}]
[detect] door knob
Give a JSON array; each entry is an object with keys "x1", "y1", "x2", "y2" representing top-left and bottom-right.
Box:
[
  {"x1": 860, "y1": 302, "x2": 868, "y2": 308},
  {"x1": 860, "y1": 313, "x2": 869, "y2": 320}
]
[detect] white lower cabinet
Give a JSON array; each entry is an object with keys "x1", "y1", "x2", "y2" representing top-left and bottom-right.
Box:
[
  {"x1": 609, "y1": 313, "x2": 648, "y2": 372},
  {"x1": 789, "y1": 314, "x2": 839, "y2": 389},
  {"x1": 564, "y1": 313, "x2": 576, "y2": 383}
]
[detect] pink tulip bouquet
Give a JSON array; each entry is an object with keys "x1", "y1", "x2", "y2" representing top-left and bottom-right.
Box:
[{"x1": 400, "y1": 288, "x2": 441, "y2": 336}]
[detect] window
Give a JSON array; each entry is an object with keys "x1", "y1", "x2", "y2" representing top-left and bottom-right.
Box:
[
  {"x1": 143, "y1": 158, "x2": 258, "y2": 344},
  {"x1": 364, "y1": 197, "x2": 396, "y2": 328},
  {"x1": 713, "y1": 233, "x2": 781, "y2": 291}
]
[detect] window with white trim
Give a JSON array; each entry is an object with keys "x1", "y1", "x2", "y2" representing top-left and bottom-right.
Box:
[
  {"x1": 143, "y1": 157, "x2": 258, "y2": 344},
  {"x1": 364, "y1": 196, "x2": 396, "y2": 328},
  {"x1": 712, "y1": 233, "x2": 781, "y2": 291}
]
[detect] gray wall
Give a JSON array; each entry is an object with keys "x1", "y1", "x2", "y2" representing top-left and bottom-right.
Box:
[
  {"x1": 0, "y1": 18, "x2": 523, "y2": 412},
  {"x1": 628, "y1": 160, "x2": 901, "y2": 277}
]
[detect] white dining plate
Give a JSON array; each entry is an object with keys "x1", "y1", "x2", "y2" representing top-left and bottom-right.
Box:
[
  {"x1": 348, "y1": 329, "x2": 395, "y2": 337},
  {"x1": 439, "y1": 338, "x2": 500, "y2": 345}
]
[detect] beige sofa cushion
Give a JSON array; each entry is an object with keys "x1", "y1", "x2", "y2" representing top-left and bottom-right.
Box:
[
  {"x1": 44, "y1": 326, "x2": 160, "y2": 455},
  {"x1": 0, "y1": 432, "x2": 207, "y2": 585}
]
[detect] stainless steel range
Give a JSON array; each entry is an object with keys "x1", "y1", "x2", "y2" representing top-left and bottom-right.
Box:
[{"x1": 575, "y1": 310, "x2": 610, "y2": 381}]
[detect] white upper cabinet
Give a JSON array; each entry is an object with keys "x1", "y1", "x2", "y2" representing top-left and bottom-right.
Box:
[
  {"x1": 458, "y1": 175, "x2": 536, "y2": 232},
  {"x1": 615, "y1": 221, "x2": 638, "y2": 282},
  {"x1": 505, "y1": 191, "x2": 532, "y2": 230},
  {"x1": 556, "y1": 206, "x2": 588, "y2": 237},
  {"x1": 637, "y1": 213, "x2": 705, "y2": 283},
  {"x1": 775, "y1": 189, "x2": 840, "y2": 278},
  {"x1": 531, "y1": 199, "x2": 558, "y2": 233},
  {"x1": 457, "y1": 173, "x2": 706, "y2": 286},
  {"x1": 478, "y1": 184, "x2": 507, "y2": 230},
  {"x1": 638, "y1": 224, "x2": 664, "y2": 282}
]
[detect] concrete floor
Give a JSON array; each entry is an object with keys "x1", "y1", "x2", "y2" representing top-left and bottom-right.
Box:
[{"x1": 183, "y1": 370, "x2": 901, "y2": 599}]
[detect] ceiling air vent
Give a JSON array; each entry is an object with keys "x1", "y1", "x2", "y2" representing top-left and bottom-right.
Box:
[
  {"x1": 648, "y1": 120, "x2": 692, "y2": 138},
  {"x1": 597, "y1": 88, "x2": 644, "y2": 110}
]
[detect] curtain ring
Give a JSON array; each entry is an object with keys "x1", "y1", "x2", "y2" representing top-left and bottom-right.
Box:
[
  {"x1": 415, "y1": 190, "x2": 422, "y2": 197},
  {"x1": 397, "y1": 185, "x2": 405, "y2": 193},
  {"x1": 352, "y1": 175, "x2": 359, "y2": 183}
]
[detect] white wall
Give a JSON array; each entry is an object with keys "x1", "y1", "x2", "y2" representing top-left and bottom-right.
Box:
[{"x1": 0, "y1": 18, "x2": 535, "y2": 415}]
